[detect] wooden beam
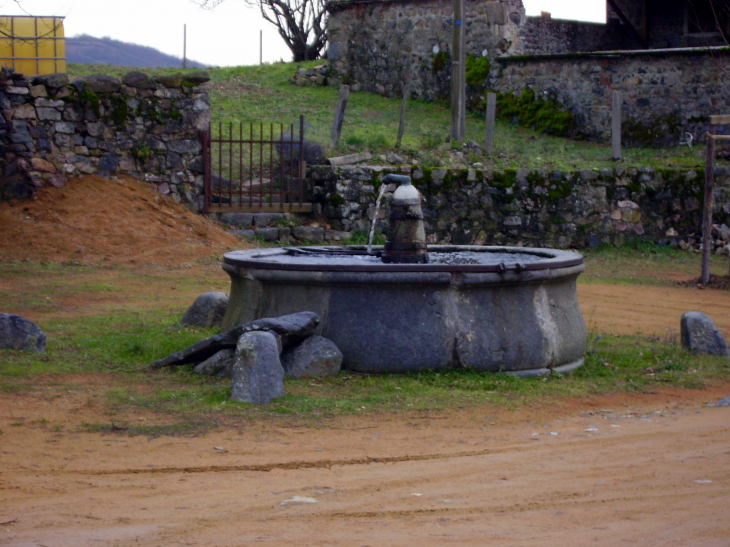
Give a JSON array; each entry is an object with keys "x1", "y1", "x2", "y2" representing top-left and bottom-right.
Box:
[
  {"x1": 606, "y1": 0, "x2": 649, "y2": 49},
  {"x1": 207, "y1": 204, "x2": 314, "y2": 214},
  {"x1": 710, "y1": 115, "x2": 730, "y2": 125}
]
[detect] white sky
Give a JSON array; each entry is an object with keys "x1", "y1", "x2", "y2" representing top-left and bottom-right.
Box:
[{"x1": 1, "y1": 0, "x2": 607, "y2": 67}]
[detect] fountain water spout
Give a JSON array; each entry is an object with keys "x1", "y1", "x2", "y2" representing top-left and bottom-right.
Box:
[{"x1": 381, "y1": 174, "x2": 429, "y2": 264}]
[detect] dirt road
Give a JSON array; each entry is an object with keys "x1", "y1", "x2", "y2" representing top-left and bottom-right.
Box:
[{"x1": 1, "y1": 387, "x2": 729, "y2": 547}]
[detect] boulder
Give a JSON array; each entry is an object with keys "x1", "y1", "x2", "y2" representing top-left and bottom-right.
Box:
[
  {"x1": 122, "y1": 71, "x2": 157, "y2": 90},
  {"x1": 713, "y1": 396, "x2": 730, "y2": 407},
  {"x1": 180, "y1": 292, "x2": 229, "y2": 328},
  {"x1": 32, "y1": 73, "x2": 69, "y2": 89},
  {"x1": 154, "y1": 73, "x2": 184, "y2": 88},
  {"x1": 230, "y1": 331, "x2": 285, "y2": 404},
  {"x1": 150, "y1": 311, "x2": 319, "y2": 368},
  {"x1": 84, "y1": 74, "x2": 121, "y2": 93},
  {"x1": 182, "y1": 71, "x2": 211, "y2": 85},
  {"x1": 193, "y1": 349, "x2": 235, "y2": 377},
  {"x1": 0, "y1": 313, "x2": 46, "y2": 352},
  {"x1": 281, "y1": 335, "x2": 342, "y2": 378},
  {"x1": 680, "y1": 312, "x2": 730, "y2": 357},
  {"x1": 275, "y1": 136, "x2": 325, "y2": 165}
]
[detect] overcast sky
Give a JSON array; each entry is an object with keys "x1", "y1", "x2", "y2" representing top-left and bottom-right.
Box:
[{"x1": 2, "y1": 0, "x2": 606, "y2": 67}]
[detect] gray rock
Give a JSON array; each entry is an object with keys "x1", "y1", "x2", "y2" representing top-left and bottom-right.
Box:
[
  {"x1": 154, "y1": 73, "x2": 184, "y2": 88},
  {"x1": 32, "y1": 73, "x2": 69, "y2": 89},
  {"x1": 168, "y1": 140, "x2": 202, "y2": 154},
  {"x1": 84, "y1": 74, "x2": 121, "y2": 93},
  {"x1": 151, "y1": 311, "x2": 319, "y2": 368},
  {"x1": 292, "y1": 225, "x2": 325, "y2": 242},
  {"x1": 257, "y1": 227, "x2": 279, "y2": 241},
  {"x1": 275, "y1": 137, "x2": 325, "y2": 165},
  {"x1": 230, "y1": 229, "x2": 255, "y2": 239},
  {"x1": 180, "y1": 292, "x2": 229, "y2": 328},
  {"x1": 182, "y1": 71, "x2": 211, "y2": 85},
  {"x1": 713, "y1": 396, "x2": 730, "y2": 407},
  {"x1": 193, "y1": 349, "x2": 235, "y2": 377},
  {"x1": 0, "y1": 313, "x2": 46, "y2": 352},
  {"x1": 281, "y1": 335, "x2": 342, "y2": 378},
  {"x1": 252, "y1": 212, "x2": 284, "y2": 226},
  {"x1": 122, "y1": 71, "x2": 157, "y2": 90},
  {"x1": 681, "y1": 312, "x2": 730, "y2": 357},
  {"x1": 230, "y1": 331, "x2": 285, "y2": 404},
  {"x1": 220, "y1": 212, "x2": 253, "y2": 227}
]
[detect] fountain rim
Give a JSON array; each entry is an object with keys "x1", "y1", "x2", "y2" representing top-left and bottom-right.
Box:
[{"x1": 223, "y1": 245, "x2": 584, "y2": 274}]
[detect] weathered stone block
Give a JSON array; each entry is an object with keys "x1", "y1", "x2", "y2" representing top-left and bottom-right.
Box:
[{"x1": 230, "y1": 331, "x2": 285, "y2": 404}]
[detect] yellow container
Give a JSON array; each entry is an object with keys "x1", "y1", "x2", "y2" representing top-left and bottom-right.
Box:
[{"x1": 0, "y1": 16, "x2": 66, "y2": 76}]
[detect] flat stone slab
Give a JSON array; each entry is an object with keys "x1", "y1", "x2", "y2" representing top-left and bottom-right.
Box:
[
  {"x1": 712, "y1": 396, "x2": 730, "y2": 407},
  {"x1": 150, "y1": 312, "x2": 319, "y2": 368},
  {"x1": 282, "y1": 335, "x2": 342, "y2": 378},
  {"x1": 230, "y1": 331, "x2": 285, "y2": 404},
  {"x1": 681, "y1": 311, "x2": 730, "y2": 357},
  {"x1": 0, "y1": 313, "x2": 46, "y2": 352}
]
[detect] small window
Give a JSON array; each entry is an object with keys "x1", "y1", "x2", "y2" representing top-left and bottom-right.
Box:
[{"x1": 685, "y1": 0, "x2": 730, "y2": 37}]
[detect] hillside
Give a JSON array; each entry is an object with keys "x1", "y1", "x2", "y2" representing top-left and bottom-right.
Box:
[{"x1": 67, "y1": 35, "x2": 207, "y2": 69}]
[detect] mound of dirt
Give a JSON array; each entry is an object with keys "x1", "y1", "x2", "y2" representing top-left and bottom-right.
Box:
[
  {"x1": 0, "y1": 175, "x2": 247, "y2": 266},
  {"x1": 679, "y1": 274, "x2": 730, "y2": 291}
]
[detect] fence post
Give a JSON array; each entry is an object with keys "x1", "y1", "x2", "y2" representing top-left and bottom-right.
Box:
[
  {"x1": 485, "y1": 92, "x2": 496, "y2": 157},
  {"x1": 331, "y1": 85, "x2": 350, "y2": 146},
  {"x1": 396, "y1": 80, "x2": 411, "y2": 149},
  {"x1": 202, "y1": 129, "x2": 210, "y2": 215},
  {"x1": 701, "y1": 122, "x2": 716, "y2": 285},
  {"x1": 612, "y1": 90, "x2": 622, "y2": 161}
]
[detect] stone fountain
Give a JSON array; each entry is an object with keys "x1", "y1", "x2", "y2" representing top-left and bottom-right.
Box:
[{"x1": 221, "y1": 174, "x2": 587, "y2": 376}]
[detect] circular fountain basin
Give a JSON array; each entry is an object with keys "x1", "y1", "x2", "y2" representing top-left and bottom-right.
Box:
[{"x1": 221, "y1": 245, "x2": 587, "y2": 376}]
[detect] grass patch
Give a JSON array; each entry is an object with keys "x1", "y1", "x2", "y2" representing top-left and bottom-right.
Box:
[{"x1": 65, "y1": 62, "x2": 726, "y2": 172}]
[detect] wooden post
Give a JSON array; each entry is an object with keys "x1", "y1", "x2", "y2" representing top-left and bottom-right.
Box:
[
  {"x1": 451, "y1": 0, "x2": 465, "y2": 142},
  {"x1": 330, "y1": 84, "x2": 350, "y2": 146},
  {"x1": 260, "y1": 30, "x2": 263, "y2": 65},
  {"x1": 612, "y1": 90, "x2": 621, "y2": 161},
  {"x1": 701, "y1": 123, "x2": 716, "y2": 285},
  {"x1": 183, "y1": 24, "x2": 187, "y2": 69},
  {"x1": 396, "y1": 79, "x2": 411, "y2": 149},
  {"x1": 485, "y1": 92, "x2": 496, "y2": 156}
]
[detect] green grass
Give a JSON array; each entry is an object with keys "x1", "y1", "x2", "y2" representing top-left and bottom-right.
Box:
[
  {"x1": 2, "y1": 248, "x2": 729, "y2": 435},
  {"x1": 66, "y1": 62, "x2": 727, "y2": 172}
]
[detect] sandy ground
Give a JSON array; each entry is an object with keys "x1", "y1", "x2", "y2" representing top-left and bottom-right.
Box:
[
  {"x1": 2, "y1": 176, "x2": 730, "y2": 546},
  {"x1": 1, "y1": 386, "x2": 729, "y2": 547}
]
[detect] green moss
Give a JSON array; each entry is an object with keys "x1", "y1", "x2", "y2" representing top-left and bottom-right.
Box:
[
  {"x1": 108, "y1": 95, "x2": 129, "y2": 126},
  {"x1": 432, "y1": 51, "x2": 448, "y2": 73},
  {"x1": 329, "y1": 193, "x2": 345, "y2": 206},
  {"x1": 78, "y1": 88, "x2": 100, "y2": 117},
  {"x1": 132, "y1": 141, "x2": 152, "y2": 161},
  {"x1": 492, "y1": 169, "x2": 517, "y2": 188},
  {"x1": 465, "y1": 55, "x2": 491, "y2": 86},
  {"x1": 495, "y1": 89, "x2": 576, "y2": 137}
]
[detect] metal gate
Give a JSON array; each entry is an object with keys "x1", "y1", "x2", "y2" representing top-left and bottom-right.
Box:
[{"x1": 202, "y1": 115, "x2": 312, "y2": 214}]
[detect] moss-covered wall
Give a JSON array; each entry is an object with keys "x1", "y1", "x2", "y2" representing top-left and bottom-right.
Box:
[
  {"x1": 0, "y1": 68, "x2": 211, "y2": 209},
  {"x1": 309, "y1": 164, "x2": 730, "y2": 250}
]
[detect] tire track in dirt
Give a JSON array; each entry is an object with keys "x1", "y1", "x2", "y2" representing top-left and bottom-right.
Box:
[{"x1": 76, "y1": 446, "x2": 531, "y2": 476}]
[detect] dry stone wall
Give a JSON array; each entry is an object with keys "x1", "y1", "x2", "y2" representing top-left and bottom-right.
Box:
[
  {"x1": 0, "y1": 67, "x2": 211, "y2": 209},
  {"x1": 327, "y1": 0, "x2": 525, "y2": 100},
  {"x1": 303, "y1": 164, "x2": 730, "y2": 252},
  {"x1": 489, "y1": 48, "x2": 730, "y2": 144}
]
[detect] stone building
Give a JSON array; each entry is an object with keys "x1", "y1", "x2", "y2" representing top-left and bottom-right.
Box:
[{"x1": 326, "y1": 0, "x2": 729, "y2": 143}]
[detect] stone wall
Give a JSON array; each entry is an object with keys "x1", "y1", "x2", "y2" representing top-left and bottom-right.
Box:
[
  {"x1": 327, "y1": 0, "x2": 525, "y2": 100},
  {"x1": 522, "y1": 17, "x2": 639, "y2": 54},
  {"x1": 488, "y1": 47, "x2": 730, "y2": 144},
  {"x1": 0, "y1": 67, "x2": 211, "y2": 209},
  {"x1": 301, "y1": 164, "x2": 730, "y2": 252}
]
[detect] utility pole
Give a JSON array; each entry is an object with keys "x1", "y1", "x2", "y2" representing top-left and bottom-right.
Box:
[
  {"x1": 450, "y1": 0, "x2": 466, "y2": 142},
  {"x1": 183, "y1": 24, "x2": 187, "y2": 69}
]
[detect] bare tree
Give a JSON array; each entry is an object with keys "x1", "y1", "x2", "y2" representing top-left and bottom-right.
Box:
[{"x1": 196, "y1": 0, "x2": 327, "y2": 62}]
